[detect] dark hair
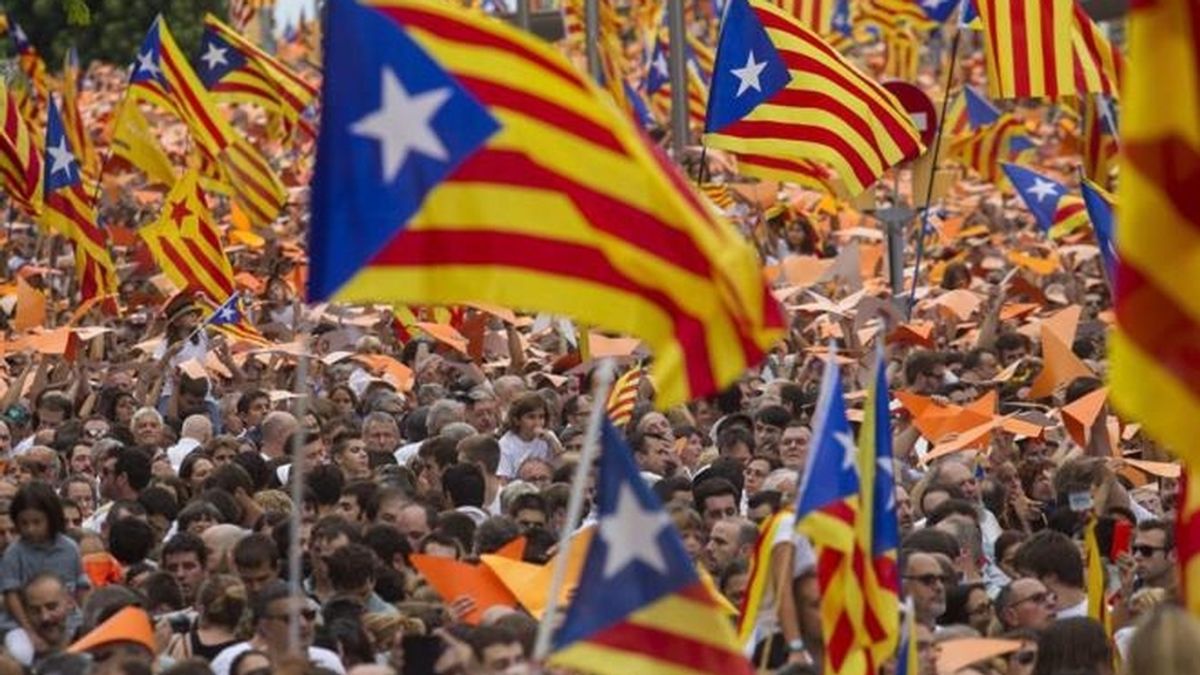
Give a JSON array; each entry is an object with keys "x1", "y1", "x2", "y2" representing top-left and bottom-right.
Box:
[
  {"x1": 995, "y1": 530, "x2": 1029, "y2": 565},
  {"x1": 442, "y1": 463, "x2": 485, "y2": 508},
  {"x1": 1033, "y1": 617, "x2": 1111, "y2": 675},
  {"x1": 508, "y1": 493, "x2": 547, "y2": 519},
  {"x1": 1014, "y1": 530, "x2": 1084, "y2": 588},
  {"x1": 200, "y1": 489, "x2": 242, "y2": 524},
  {"x1": 716, "y1": 425, "x2": 755, "y2": 456},
  {"x1": 138, "y1": 486, "x2": 180, "y2": 523},
  {"x1": 325, "y1": 617, "x2": 375, "y2": 668},
  {"x1": 505, "y1": 393, "x2": 548, "y2": 433},
  {"x1": 699, "y1": 457, "x2": 745, "y2": 496},
  {"x1": 250, "y1": 580, "x2": 292, "y2": 622},
  {"x1": 232, "y1": 452, "x2": 271, "y2": 492},
  {"x1": 653, "y1": 475, "x2": 693, "y2": 505},
  {"x1": 995, "y1": 333, "x2": 1031, "y2": 356},
  {"x1": 363, "y1": 523, "x2": 412, "y2": 569},
  {"x1": 474, "y1": 516, "x2": 520, "y2": 555},
  {"x1": 229, "y1": 651, "x2": 269, "y2": 675},
  {"x1": 434, "y1": 512, "x2": 475, "y2": 554},
  {"x1": 748, "y1": 490, "x2": 782, "y2": 514},
  {"x1": 1137, "y1": 518, "x2": 1175, "y2": 551},
  {"x1": 196, "y1": 574, "x2": 246, "y2": 628},
  {"x1": 205, "y1": 463, "x2": 255, "y2": 497},
  {"x1": 236, "y1": 391, "x2": 270, "y2": 417},
  {"x1": 178, "y1": 500, "x2": 223, "y2": 532},
  {"x1": 163, "y1": 532, "x2": 209, "y2": 568},
  {"x1": 754, "y1": 404, "x2": 792, "y2": 429},
  {"x1": 925, "y1": 498, "x2": 980, "y2": 527},
  {"x1": 939, "y1": 582, "x2": 987, "y2": 626},
  {"x1": 325, "y1": 543, "x2": 377, "y2": 593},
  {"x1": 903, "y1": 350, "x2": 943, "y2": 387},
  {"x1": 10, "y1": 481, "x2": 65, "y2": 538},
  {"x1": 901, "y1": 528, "x2": 962, "y2": 560},
  {"x1": 140, "y1": 571, "x2": 185, "y2": 612},
  {"x1": 419, "y1": 437, "x2": 460, "y2": 470},
  {"x1": 115, "y1": 448, "x2": 154, "y2": 492},
  {"x1": 341, "y1": 481, "x2": 380, "y2": 520},
  {"x1": 312, "y1": 515, "x2": 363, "y2": 547},
  {"x1": 693, "y1": 478, "x2": 738, "y2": 514},
  {"x1": 233, "y1": 533, "x2": 280, "y2": 571},
  {"x1": 467, "y1": 624, "x2": 519, "y2": 660},
  {"x1": 306, "y1": 464, "x2": 345, "y2": 507},
  {"x1": 108, "y1": 517, "x2": 157, "y2": 565}
]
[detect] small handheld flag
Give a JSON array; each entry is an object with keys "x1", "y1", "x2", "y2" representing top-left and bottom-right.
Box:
[{"x1": 1001, "y1": 163, "x2": 1088, "y2": 238}]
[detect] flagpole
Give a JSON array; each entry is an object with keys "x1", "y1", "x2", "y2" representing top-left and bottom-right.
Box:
[
  {"x1": 585, "y1": 0, "x2": 601, "y2": 80},
  {"x1": 287, "y1": 327, "x2": 310, "y2": 654},
  {"x1": 532, "y1": 358, "x2": 616, "y2": 662},
  {"x1": 89, "y1": 66, "x2": 135, "y2": 211},
  {"x1": 516, "y1": 0, "x2": 531, "y2": 31},
  {"x1": 667, "y1": 0, "x2": 689, "y2": 159},
  {"x1": 905, "y1": 28, "x2": 961, "y2": 317}
]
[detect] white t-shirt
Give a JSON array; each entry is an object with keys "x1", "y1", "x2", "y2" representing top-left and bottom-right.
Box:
[
  {"x1": 211, "y1": 642, "x2": 344, "y2": 675},
  {"x1": 394, "y1": 441, "x2": 422, "y2": 466},
  {"x1": 167, "y1": 438, "x2": 202, "y2": 472},
  {"x1": 1057, "y1": 598, "x2": 1089, "y2": 620},
  {"x1": 497, "y1": 431, "x2": 550, "y2": 479}
]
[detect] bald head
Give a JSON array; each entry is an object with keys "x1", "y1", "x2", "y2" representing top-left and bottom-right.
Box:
[{"x1": 181, "y1": 414, "x2": 213, "y2": 444}]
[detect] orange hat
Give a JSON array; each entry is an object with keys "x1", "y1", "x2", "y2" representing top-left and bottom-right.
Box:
[{"x1": 68, "y1": 606, "x2": 155, "y2": 655}]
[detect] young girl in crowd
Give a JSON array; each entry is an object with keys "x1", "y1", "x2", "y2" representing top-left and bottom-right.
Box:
[
  {"x1": 496, "y1": 392, "x2": 562, "y2": 481},
  {"x1": 0, "y1": 482, "x2": 87, "y2": 647}
]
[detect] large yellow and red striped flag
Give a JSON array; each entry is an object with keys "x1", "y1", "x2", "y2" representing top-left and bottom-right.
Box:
[
  {"x1": 737, "y1": 153, "x2": 838, "y2": 195},
  {"x1": 309, "y1": 0, "x2": 784, "y2": 408},
  {"x1": 61, "y1": 47, "x2": 99, "y2": 180},
  {"x1": 0, "y1": 82, "x2": 43, "y2": 218},
  {"x1": 1071, "y1": 3, "x2": 1123, "y2": 98},
  {"x1": 1081, "y1": 95, "x2": 1118, "y2": 186},
  {"x1": 1176, "y1": 466, "x2": 1200, "y2": 615},
  {"x1": 704, "y1": 0, "x2": 924, "y2": 196},
  {"x1": 775, "y1": 0, "x2": 836, "y2": 35},
  {"x1": 40, "y1": 99, "x2": 118, "y2": 310},
  {"x1": 7, "y1": 21, "x2": 47, "y2": 113},
  {"x1": 976, "y1": 0, "x2": 1075, "y2": 100},
  {"x1": 128, "y1": 16, "x2": 286, "y2": 228},
  {"x1": 1109, "y1": 0, "x2": 1200, "y2": 467},
  {"x1": 140, "y1": 172, "x2": 237, "y2": 305}
]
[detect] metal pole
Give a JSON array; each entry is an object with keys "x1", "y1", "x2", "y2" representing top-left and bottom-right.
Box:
[
  {"x1": 517, "y1": 0, "x2": 531, "y2": 30},
  {"x1": 532, "y1": 359, "x2": 617, "y2": 661},
  {"x1": 287, "y1": 330, "x2": 309, "y2": 654},
  {"x1": 260, "y1": 4, "x2": 276, "y2": 54},
  {"x1": 585, "y1": 0, "x2": 601, "y2": 80},
  {"x1": 667, "y1": 0, "x2": 689, "y2": 158}
]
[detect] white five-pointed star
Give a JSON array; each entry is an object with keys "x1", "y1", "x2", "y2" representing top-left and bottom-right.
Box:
[
  {"x1": 201, "y1": 43, "x2": 229, "y2": 71},
  {"x1": 834, "y1": 431, "x2": 857, "y2": 471},
  {"x1": 921, "y1": 0, "x2": 945, "y2": 9},
  {"x1": 350, "y1": 68, "x2": 453, "y2": 184},
  {"x1": 1027, "y1": 177, "x2": 1059, "y2": 203},
  {"x1": 598, "y1": 482, "x2": 670, "y2": 579},
  {"x1": 136, "y1": 50, "x2": 161, "y2": 78},
  {"x1": 652, "y1": 51, "x2": 669, "y2": 79},
  {"x1": 11, "y1": 25, "x2": 26, "y2": 44},
  {"x1": 217, "y1": 307, "x2": 236, "y2": 322},
  {"x1": 731, "y1": 51, "x2": 768, "y2": 97},
  {"x1": 47, "y1": 137, "x2": 76, "y2": 177}
]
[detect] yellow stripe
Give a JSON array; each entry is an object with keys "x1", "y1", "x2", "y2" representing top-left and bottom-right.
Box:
[
  {"x1": 625, "y1": 593, "x2": 743, "y2": 651},
  {"x1": 550, "y1": 642, "x2": 712, "y2": 675},
  {"x1": 1109, "y1": 332, "x2": 1200, "y2": 462},
  {"x1": 705, "y1": 134, "x2": 868, "y2": 194}
]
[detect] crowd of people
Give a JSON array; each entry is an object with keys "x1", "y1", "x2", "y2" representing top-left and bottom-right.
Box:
[{"x1": 0, "y1": 4, "x2": 1196, "y2": 675}]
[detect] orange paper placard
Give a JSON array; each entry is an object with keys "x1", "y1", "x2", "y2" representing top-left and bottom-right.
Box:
[
  {"x1": 13, "y1": 277, "x2": 46, "y2": 332},
  {"x1": 409, "y1": 554, "x2": 518, "y2": 625},
  {"x1": 1061, "y1": 386, "x2": 1108, "y2": 449},
  {"x1": 479, "y1": 526, "x2": 595, "y2": 618},
  {"x1": 415, "y1": 322, "x2": 469, "y2": 354}
]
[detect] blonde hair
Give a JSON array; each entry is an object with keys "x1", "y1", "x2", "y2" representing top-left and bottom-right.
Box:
[{"x1": 1125, "y1": 605, "x2": 1200, "y2": 675}]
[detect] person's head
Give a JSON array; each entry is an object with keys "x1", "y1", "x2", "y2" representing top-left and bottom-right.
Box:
[
  {"x1": 162, "y1": 532, "x2": 208, "y2": 605},
  {"x1": 1014, "y1": 530, "x2": 1085, "y2": 595},
  {"x1": 10, "y1": 481, "x2": 64, "y2": 544},
  {"x1": 1126, "y1": 605, "x2": 1200, "y2": 675},
  {"x1": 1032, "y1": 617, "x2": 1111, "y2": 675},
  {"x1": 337, "y1": 480, "x2": 379, "y2": 524},
  {"x1": 362, "y1": 412, "x2": 401, "y2": 456},
  {"x1": 108, "y1": 516, "x2": 156, "y2": 566},
  {"x1": 693, "y1": 478, "x2": 739, "y2": 529},
  {"x1": 939, "y1": 582, "x2": 992, "y2": 635},
  {"x1": 331, "y1": 436, "x2": 370, "y2": 480},
  {"x1": 442, "y1": 463, "x2": 485, "y2": 509},
  {"x1": 458, "y1": 434, "x2": 501, "y2": 479},
  {"x1": 130, "y1": 407, "x2": 165, "y2": 447},
  {"x1": 715, "y1": 425, "x2": 754, "y2": 465},
  {"x1": 932, "y1": 459, "x2": 980, "y2": 504},
  {"x1": 1133, "y1": 519, "x2": 1177, "y2": 588},
  {"x1": 177, "y1": 501, "x2": 222, "y2": 536},
  {"x1": 995, "y1": 530, "x2": 1029, "y2": 581},
  {"x1": 252, "y1": 580, "x2": 317, "y2": 649},
  {"x1": 629, "y1": 429, "x2": 675, "y2": 478},
  {"x1": 779, "y1": 423, "x2": 812, "y2": 472},
  {"x1": 704, "y1": 517, "x2": 756, "y2": 574},
  {"x1": 259, "y1": 412, "x2": 299, "y2": 459},
  {"x1": 230, "y1": 650, "x2": 271, "y2": 675},
  {"x1": 326, "y1": 543, "x2": 378, "y2": 603},
  {"x1": 35, "y1": 392, "x2": 73, "y2": 431},
  {"x1": 104, "y1": 447, "x2": 153, "y2": 502},
  {"x1": 238, "y1": 390, "x2": 272, "y2": 429},
  {"x1": 462, "y1": 387, "x2": 500, "y2": 435},
  {"x1": 426, "y1": 399, "x2": 466, "y2": 438},
  {"x1": 752, "y1": 404, "x2": 790, "y2": 457},
  {"x1": 901, "y1": 550, "x2": 948, "y2": 626},
  {"x1": 996, "y1": 577, "x2": 1056, "y2": 631},
  {"x1": 232, "y1": 533, "x2": 281, "y2": 596},
  {"x1": 505, "y1": 393, "x2": 548, "y2": 440},
  {"x1": 995, "y1": 333, "x2": 1031, "y2": 366},
  {"x1": 194, "y1": 574, "x2": 247, "y2": 632},
  {"x1": 467, "y1": 624, "x2": 525, "y2": 674},
  {"x1": 391, "y1": 501, "x2": 435, "y2": 550},
  {"x1": 904, "y1": 350, "x2": 945, "y2": 394},
  {"x1": 508, "y1": 493, "x2": 548, "y2": 532},
  {"x1": 21, "y1": 573, "x2": 70, "y2": 647},
  {"x1": 516, "y1": 457, "x2": 553, "y2": 489}
]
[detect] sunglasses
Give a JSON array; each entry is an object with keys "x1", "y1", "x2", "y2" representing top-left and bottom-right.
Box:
[
  {"x1": 265, "y1": 608, "x2": 317, "y2": 622},
  {"x1": 1013, "y1": 591, "x2": 1054, "y2": 607},
  {"x1": 904, "y1": 573, "x2": 950, "y2": 587},
  {"x1": 1133, "y1": 544, "x2": 1169, "y2": 557}
]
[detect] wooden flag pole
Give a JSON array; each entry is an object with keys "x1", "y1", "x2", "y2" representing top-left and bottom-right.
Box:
[
  {"x1": 286, "y1": 328, "x2": 310, "y2": 655},
  {"x1": 532, "y1": 359, "x2": 616, "y2": 662},
  {"x1": 585, "y1": 0, "x2": 602, "y2": 80}
]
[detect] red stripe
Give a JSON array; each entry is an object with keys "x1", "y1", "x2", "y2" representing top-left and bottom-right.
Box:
[
  {"x1": 768, "y1": 88, "x2": 891, "y2": 166},
  {"x1": 584, "y1": 618, "x2": 750, "y2": 673},
  {"x1": 1073, "y1": 7, "x2": 1106, "y2": 92},
  {"x1": 1008, "y1": 0, "x2": 1030, "y2": 95},
  {"x1": 1038, "y1": 0, "x2": 1060, "y2": 97},
  {"x1": 372, "y1": 229, "x2": 721, "y2": 395},
  {"x1": 983, "y1": 0, "x2": 1004, "y2": 94},
  {"x1": 1114, "y1": 263, "x2": 1200, "y2": 401},
  {"x1": 452, "y1": 150, "x2": 716, "y2": 278},
  {"x1": 1055, "y1": 201, "x2": 1085, "y2": 223},
  {"x1": 182, "y1": 237, "x2": 235, "y2": 297},
  {"x1": 212, "y1": 78, "x2": 281, "y2": 105},
  {"x1": 158, "y1": 37, "x2": 231, "y2": 150},
  {"x1": 455, "y1": 76, "x2": 624, "y2": 155},
  {"x1": 222, "y1": 158, "x2": 277, "y2": 223},
  {"x1": 1124, "y1": 137, "x2": 1200, "y2": 233},
  {"x1": 158, "y1": 236, "x2": 223, "y2": 302},
  {"x1": 717, "y1": 119, "x2": 879, "y2": 187},
  {"x1": 378, "y1": 6, "x2": 590, "y2": 93},
  {"x1": 208, "y1": 17, "x2": 317, "y2": 96},
  {"x1": 47, "y1": 192, "x2": 106, "y2": 251}
]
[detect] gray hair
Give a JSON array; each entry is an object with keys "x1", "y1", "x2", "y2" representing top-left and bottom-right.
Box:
[{"x1": 426, "y1": 399, "x2": 465, "y2": 436}]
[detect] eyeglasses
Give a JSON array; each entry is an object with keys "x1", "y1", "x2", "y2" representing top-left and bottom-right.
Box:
[
  {"x1": 1133, "y1": 544, "x2": 1169, "y2": 557},
  {"x1": 1011, "y1": 650, "x2": 1037, "y2": 666},
  {"x1": 1012, "y1": 591, "x2": 1054, "y2": 607},
  {"x1": 968, "y1": 601, "x2": 993, "y2": 616},
  {"x1": 903, "y1": 573, "x2": 950, "y2": 587}
]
